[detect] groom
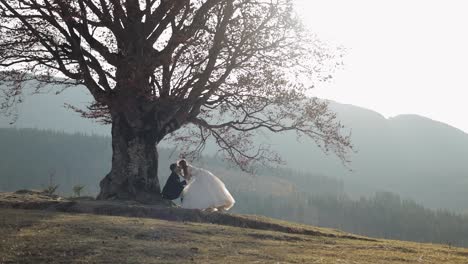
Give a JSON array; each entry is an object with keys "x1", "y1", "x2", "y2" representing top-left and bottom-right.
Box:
[{"x1": 161, "y1": 163, "x2": 187, "y2": 201}]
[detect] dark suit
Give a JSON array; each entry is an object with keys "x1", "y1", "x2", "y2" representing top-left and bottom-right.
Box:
[{"x1": 161, "y1": 172, "x2": 187, "y2": 200}]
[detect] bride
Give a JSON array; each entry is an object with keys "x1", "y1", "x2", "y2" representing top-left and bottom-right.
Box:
[{"x1": 178, "y1": 159, "x2": 235, "y2": 211}]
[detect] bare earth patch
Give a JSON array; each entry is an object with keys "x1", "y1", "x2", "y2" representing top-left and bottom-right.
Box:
[{"x1": 1, "y1": 191, "x2": 468, "y2": 263}]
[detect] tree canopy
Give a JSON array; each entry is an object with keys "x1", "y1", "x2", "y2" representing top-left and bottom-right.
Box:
[{"x1": 0, "y1": 0, "x2": 351, "y2": 170}]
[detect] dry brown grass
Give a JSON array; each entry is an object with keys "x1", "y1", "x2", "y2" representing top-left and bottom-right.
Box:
[
  {"x1": 0, "y1": 191, "x2": 370, "y2": 240},
  {"x1": 1, "y1": 208, "x2": 468, "y2": 264}
]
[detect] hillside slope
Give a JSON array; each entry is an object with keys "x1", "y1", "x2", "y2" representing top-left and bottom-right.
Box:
[
  {"x1": 252, "y1": 102, "x2": 468, "y2": 211},
  {"x1": 1, "y1": 87, "x2": 468, "y2": 211},
  {"x1": 1, "y1": 207, "x2": 468, "y2": 264},
  {"x1": 0, "y1": 128, "x2": 341, "y2": 198},
  {"x1": 4, "y1": 129, "x2": 468, "y2": 248}
]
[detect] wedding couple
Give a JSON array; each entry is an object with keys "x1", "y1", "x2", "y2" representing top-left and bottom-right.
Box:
[{"x1": 161, "y1": 159, "x2": 235, "y2": 212}]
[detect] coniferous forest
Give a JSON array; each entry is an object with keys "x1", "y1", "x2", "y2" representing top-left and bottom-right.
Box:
[{"x1": 1, "y1": 128, "x2": 468, "y2": 247}]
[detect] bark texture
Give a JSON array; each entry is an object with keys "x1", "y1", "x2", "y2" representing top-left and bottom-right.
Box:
[{"x1": 97, "y1": 112, "x2": 161, "y2": 203}]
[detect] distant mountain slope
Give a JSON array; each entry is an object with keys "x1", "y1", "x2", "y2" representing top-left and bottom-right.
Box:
[
  {"x1": 0, "y1": 128, "x2": 342, "y2": 199},
  {"x1": 3, "y1": 128, "x2": 468, "y2": 246},
  {"x1": 270, "y1": 108, "x2": 468, "y2": 210},
  {"x1": 267, "y1": 102, "x2": 468, "y2": 210},
  {"x1": 1, "y1": 86, "x2": 467, "y2": 211},
  {"x1": 0, "y1": 85, "x2": 110, "y2": 135}
]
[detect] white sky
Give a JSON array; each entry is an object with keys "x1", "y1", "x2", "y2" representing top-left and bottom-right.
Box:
[{"x1": 294, "y1": 0, "x2": 468, "y2": 133}]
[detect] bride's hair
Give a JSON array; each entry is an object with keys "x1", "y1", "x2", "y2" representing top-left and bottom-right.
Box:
[
  {"x1": 178, "y1": 159, "x2": 190, "y2": 179},
  {"x1": 178, "y1": 159, "x2": 188, "y2": 167}
]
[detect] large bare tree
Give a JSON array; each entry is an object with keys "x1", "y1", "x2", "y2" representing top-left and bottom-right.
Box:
[{"x1": 0, "y1": 0, "x2": 352, "y2": 203}]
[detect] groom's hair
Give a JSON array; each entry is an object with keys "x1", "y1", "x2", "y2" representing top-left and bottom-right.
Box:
[{"x1": 170, "y1": 163, "x2": 177, "y2": 171}]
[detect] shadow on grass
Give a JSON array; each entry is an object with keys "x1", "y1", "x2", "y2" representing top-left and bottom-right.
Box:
[{"x1": 0, "y1": 190, "x2": 375, "y2": 242}]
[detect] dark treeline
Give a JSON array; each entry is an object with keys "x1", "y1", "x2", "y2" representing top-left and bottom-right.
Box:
[
  {"x1": 0, "y1": 128, "x2": 111, "y2": 194},
  {"x1": 0, "y1": 127, "x2": 344, "y2": 198},
  {"x1": 1, "y1": 128, "x2": 468, "y2": 247},
  {"x1": 232, "y1": 191, "x2": 468, "y2": 247}
]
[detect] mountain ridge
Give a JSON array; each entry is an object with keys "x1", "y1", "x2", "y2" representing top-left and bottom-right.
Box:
[{"x1": 1, "y1": 87, "x2": 467, "y2": 211}]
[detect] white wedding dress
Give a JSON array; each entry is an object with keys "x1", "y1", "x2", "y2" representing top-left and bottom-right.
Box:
[{"x1": 181, "y1": 164, "x2": 235, "y2": 211}]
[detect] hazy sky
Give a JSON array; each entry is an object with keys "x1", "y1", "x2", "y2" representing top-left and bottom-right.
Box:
[{"x1": 294, "y1": 0, "x2": 468, "y2": 133}]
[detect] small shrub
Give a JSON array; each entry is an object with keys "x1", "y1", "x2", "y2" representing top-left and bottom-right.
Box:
[
  {"x1": 72, "y1": 185, "x2": 85, "y2": 197},
  {"x1": 43, "y1": 169, "x2": 59, "y2": 196},
  {"x1": 43, "y1": 184, "x2": 59, "y2": 196}
]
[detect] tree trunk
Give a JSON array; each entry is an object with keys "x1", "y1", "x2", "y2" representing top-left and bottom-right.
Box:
[{"x1": 97, "y1": 112, "x2": 162, "y2": 203}]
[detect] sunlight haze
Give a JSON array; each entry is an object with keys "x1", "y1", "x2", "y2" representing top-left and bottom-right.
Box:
[{"x1": 294, "y1": 0, "x2": 468, "y2": 133}]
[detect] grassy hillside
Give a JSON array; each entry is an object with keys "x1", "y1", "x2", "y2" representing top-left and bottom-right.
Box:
[
  {"x1": 2, "y1": 128, "x2": 468, "y2": 248},
  {"x1": 1, "y1": 208, "x2": 468, "y2": 264},
  {"x1": 3, "y1": 86, "x2": 468, "y2": 211}
]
